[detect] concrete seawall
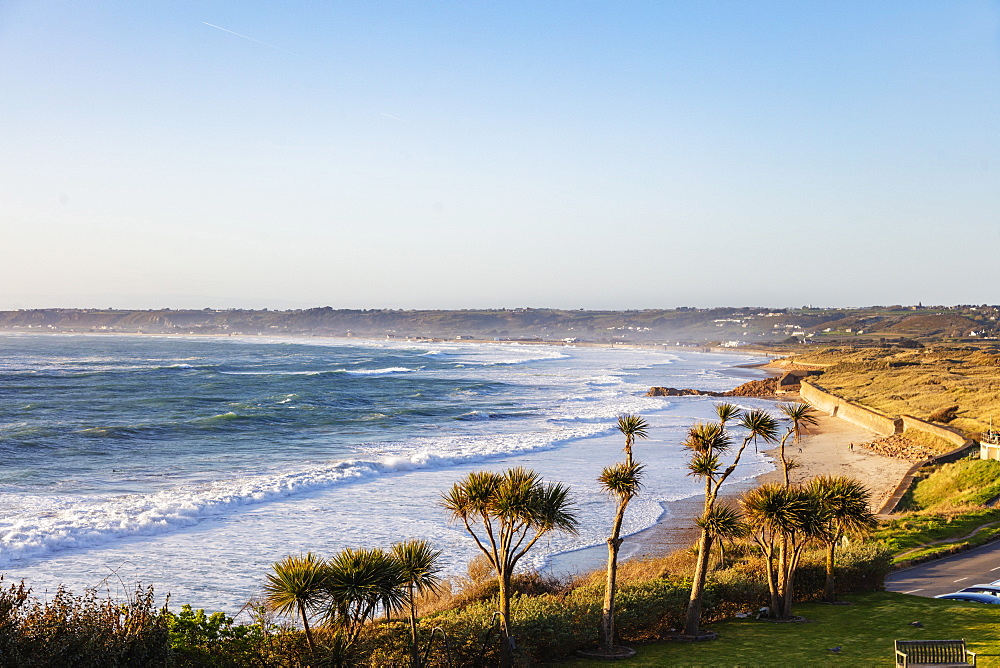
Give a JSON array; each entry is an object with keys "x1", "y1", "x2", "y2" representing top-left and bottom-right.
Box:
[
  {"x1": 799, "y1": 381, "x2": 902, "y2": 436},
  {"x1": 900, "y1": 415, "x2": 970, "y2": 449},
  {"x1": 800, "y1": 380, "x2": 978, "y2": 514}
]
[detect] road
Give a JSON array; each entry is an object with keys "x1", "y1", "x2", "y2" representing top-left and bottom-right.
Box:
[{"x1": 886, "y1": 540, "x2": 1000, "y2": 597}]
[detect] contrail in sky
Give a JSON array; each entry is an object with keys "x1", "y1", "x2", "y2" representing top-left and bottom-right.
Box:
[
  {"x1": 202, "y1": 22, "x2": 293, "y2": 54},
  {"x1": 380, "y1": 112, "x2": 408, "y2": 123}
]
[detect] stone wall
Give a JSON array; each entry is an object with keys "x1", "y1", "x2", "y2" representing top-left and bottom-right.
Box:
[
  {"x1": 799, "y1": 381, "x2": 902, "y2": 436},
  {"x1": 900, "y1": 415, "x2": 970, "y2": 449}
]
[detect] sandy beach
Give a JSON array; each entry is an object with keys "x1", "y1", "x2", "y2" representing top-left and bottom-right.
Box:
[
  {"x1": 545, "y1": 404, "x2": 915, "y2": 576},
  {"x1": 614, "y1": 406, "x2": 915, "y2": 569}
]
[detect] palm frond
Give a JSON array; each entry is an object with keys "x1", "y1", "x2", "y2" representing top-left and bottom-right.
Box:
[
  {"x1": 263, "y1": 552, "x2": 328, "y2": 617},
  {"x1": 598, "y1": 461, "x2": 645, "y2": 499},
  {"x1": 739, "y1": 409, "x2": 781, "y2": 444},
  {"x1": 696, "y1": 503, "x2": 747, "y2": 539},
  {"x1": 805, "y1": 475, "x2": 877, "y2": 535},
  {"x1": 390, "y1": 539, "x2": 444, "y2": 595},
  {"x1": 687, "y1": 452, "x2": 720, "y2": 479},
  {"x1": 683, "y1": 422, "x2": 732, "y2": 454},
  {"x1": 715, "y1": 402, "x2": 743, "y2": 426}
]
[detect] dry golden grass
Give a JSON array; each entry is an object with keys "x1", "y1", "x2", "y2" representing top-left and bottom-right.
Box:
[
  {"x1": 903, "y1": 429, "x2": 955, "y2": 454},
  {"x1": 787, "y1": 346, "x2": 1000, "y2": 435}
]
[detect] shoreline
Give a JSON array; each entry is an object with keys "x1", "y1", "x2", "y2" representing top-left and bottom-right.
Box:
[
  {"x1": 627, "y1": 409, "x2": 917, "y2": 559},
  {"x1": 0, "y1": 329, "x2": 789, "y2": 358},
  {"x1": 548, "y1": 395, "x2": 918, "y2": 578},
  {"x1": 11, "y1": 330, "x2": 793, "y2": 591}
]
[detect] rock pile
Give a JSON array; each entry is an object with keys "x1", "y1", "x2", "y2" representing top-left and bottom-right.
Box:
[
  {"x1": 859, "y1": 435, "x2": 939, "y2": 462},
  {"x1": 646, "y1": 377, "x2": 779, "y2": 398}
]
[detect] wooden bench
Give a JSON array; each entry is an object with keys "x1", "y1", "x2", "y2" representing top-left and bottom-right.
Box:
[{"x1": 895, "y1": 639, "x2": 976, "y2": 667}]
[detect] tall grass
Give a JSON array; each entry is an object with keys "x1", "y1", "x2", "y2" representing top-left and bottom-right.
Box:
[
  {"x1": 909, "y1": 459, "x2": 1000, "y2": 509},
  {"x1": 788, "y1": 347, "x2": 1000, "y2": 435}
]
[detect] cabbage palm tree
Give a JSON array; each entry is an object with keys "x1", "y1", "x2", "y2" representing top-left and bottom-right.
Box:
[
  {"x1": 322, "y1": 547, "x2": 406, "y2": 649},
  {"x1": 697, "y1": 503, "x2": 747, "y2": 569},
  {"x1": 715, "y1": 402, "x2": 742, "y2": 430},
  {"x1": 780, "y1": 402, "x2": 819, "y2": 444},
  {"x1": 597, "y1": 461, "x2": 644, "y2": 652},
  {"x1": 263, "y1": 552, "x2": 328, "y2": 653},
  {"x1": 391, "y1": 539, "x2": 444, "y2": 667},
  {"x1": 442, "y1": 467, "x2": 578, "y2": 667},
  {"x1": 742, "y1": 483, "x2": 828, "y2": 618},
  {"x1": 616, "y1": 414, "x2": 649, "y2": 465},
  {"x1": 805, "y1": 476, "x2": 877, "y2": 602},
  {"x1": 775, "y1": 403, "x2": 819, "y2": 486},
  {"x1": 683, "y1": 409, "x2": 779, "y2": 635}
]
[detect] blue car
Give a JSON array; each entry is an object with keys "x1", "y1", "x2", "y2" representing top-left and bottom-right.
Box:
[
  {"x1": 957, "y1": 585, "x2": 1000, "y2": 597},
  {"x1": 934, "y1": 592, "x2": 1000, "y2": 604}
]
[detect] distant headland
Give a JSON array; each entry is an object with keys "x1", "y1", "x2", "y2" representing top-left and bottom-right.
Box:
[{"x1": 0, "y1": 304, "x2": 996, "y2": 348}]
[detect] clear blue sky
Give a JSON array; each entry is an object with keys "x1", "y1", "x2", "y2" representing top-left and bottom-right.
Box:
[{"x1": 1, "y1": 1, "x2": 998, "y2": 310}]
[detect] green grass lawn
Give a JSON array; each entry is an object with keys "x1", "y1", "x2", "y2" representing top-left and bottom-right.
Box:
[
  {"x1": 874, "y1": 508, "x2": 1000, "y2": 557},
  {"x1": 555, "y1": 592, "x2": 1000, "y2": 667}
]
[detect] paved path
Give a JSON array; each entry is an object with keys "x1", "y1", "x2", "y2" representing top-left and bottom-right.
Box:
[{"x1": 886, "y1": 540, "x2": 1000, "y2": 597}]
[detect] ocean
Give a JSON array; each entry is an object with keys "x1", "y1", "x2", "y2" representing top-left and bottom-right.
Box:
[{"x1": 0, "y1": 333, "x2": 776, "y2": 613}]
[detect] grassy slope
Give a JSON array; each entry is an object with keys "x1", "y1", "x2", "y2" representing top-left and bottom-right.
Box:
[
  {"x1": 788, "y1": 347, "x2": 1000, "y2": 435},
  {"x1": 557, "y1": 592, "x2": 1000, "y2": 667},
  {"x1": 910, "y1": 459, "x2": 1000, "y2": 509},
  {"x1": 867, "y1": 459, "x2": 1000, "y2": 564}
]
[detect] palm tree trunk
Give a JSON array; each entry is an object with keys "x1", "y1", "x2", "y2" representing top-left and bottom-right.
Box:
[
  {"x1": 600, "y1": 497, "x2": 628, "y2": 651},
  {"x1": 780, "y1": 433, "x2": 792, "y2": 488},
  {"x1": 777, "y1": 535, "x2": 789, "y2": 618},
  {"x1": 683, "y1": 530, "x2": 713, "y2": 635},
  {"x1": 600, "y1": 535, "x2": 622, "y2": 650},
  {"x1": 298, "y1": 601, "x2": 315, "y2": 654},
  {"x1": 764, "y1": 548, "x2": 780, "y2": 616},
  {"x1": 499, "y1": 572, "x2": 512, "y2": 668},
  {"x1": 408, "y1": 584, "x2": 421, "y2": 667},
  {"x1": 824, "y1": 541, "x2": 837, "y2": 603},
  {"x1": 783, "y1": 544, "x2": 804, "y2": 618}
]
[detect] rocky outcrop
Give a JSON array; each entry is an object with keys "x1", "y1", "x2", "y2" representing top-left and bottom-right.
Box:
[
  {"x1": 724, "y1": 377, "x2": 778, "y2": 397},
  {"x1": 646, "y1": 387, "x2": 721, "y2": 397},
  {"x1": 646, "y1": 377, "x2": 778, "y2": 398}
]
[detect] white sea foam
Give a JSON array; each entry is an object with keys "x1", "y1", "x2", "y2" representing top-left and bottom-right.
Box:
[
  {"x1": 0, "y1": 424, "x2": 607, "y2": 568},
  {"x1": 217, "y1": 367, "x2": 414, "y2": 376},
  {"x1": 342, "y1": 367, "x2": 413, "y2": 375},
  {"x1": 0, "y1": 334, "x2": 776, "y2": 613}
]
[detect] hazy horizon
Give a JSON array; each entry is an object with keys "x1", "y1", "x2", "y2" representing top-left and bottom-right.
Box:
[{"x1": 3, "y1": 1, "x2": 998, "y2": 311}]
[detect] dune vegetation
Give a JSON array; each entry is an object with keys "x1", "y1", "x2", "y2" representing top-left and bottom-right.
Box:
[{"x1": 784, "y1": 346, "x2": 1000, "y2": 437}]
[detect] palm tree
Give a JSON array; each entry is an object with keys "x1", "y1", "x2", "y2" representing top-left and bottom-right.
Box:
[
  {"x1": 616, "y1": 414, "x2": 649, "y2": 465},
  {"x1": 696, "y1": 503, "x2": 747, "y2": 569},
  {"x1": 780, "y1": 403, "x2": 819, "y2": 444},
  {"x1": 775, "y1": 403, "x2": 819, "y2": 487},
  {"x1": 683, "y1": 409, "x2": 779, "y2": 636},
  {"x1": 715, "y1": 402, "x2": 742, "y2": 430},
  {"x1": 805, "y1": 476, "x2": 877, "y2": 602},
  {"x1": 263, "y1": 552, "x2": 328, "y2": 653},
  {"x1": 597, "y1": 461, "x2": 644, "y2": 652},
  {"x1": 322, "y1": 547, "x2": 406, "y2": 649},
  {"x1": 442, "y1": 467, "x2": 578, "y2": 668},
  {"x1": 390, "y1": 539, "x2": 444, "y2": 667},
  {"x1": 742, "y1": 483, "x2": 828, "y2": 618}
]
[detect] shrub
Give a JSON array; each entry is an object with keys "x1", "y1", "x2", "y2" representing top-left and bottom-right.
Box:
[{"x1": 0, "y1": 581, "x2": 169, "y2": 667}]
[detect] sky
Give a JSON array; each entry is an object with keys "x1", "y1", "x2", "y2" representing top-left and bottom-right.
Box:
[{"x1": 1, "y1": 1, "x2": 998, "y2": 310}]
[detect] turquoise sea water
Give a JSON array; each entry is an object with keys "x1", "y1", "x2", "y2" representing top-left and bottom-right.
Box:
[{"x1": 0, "y1": 333, "x2": 774, "y2": 612}]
